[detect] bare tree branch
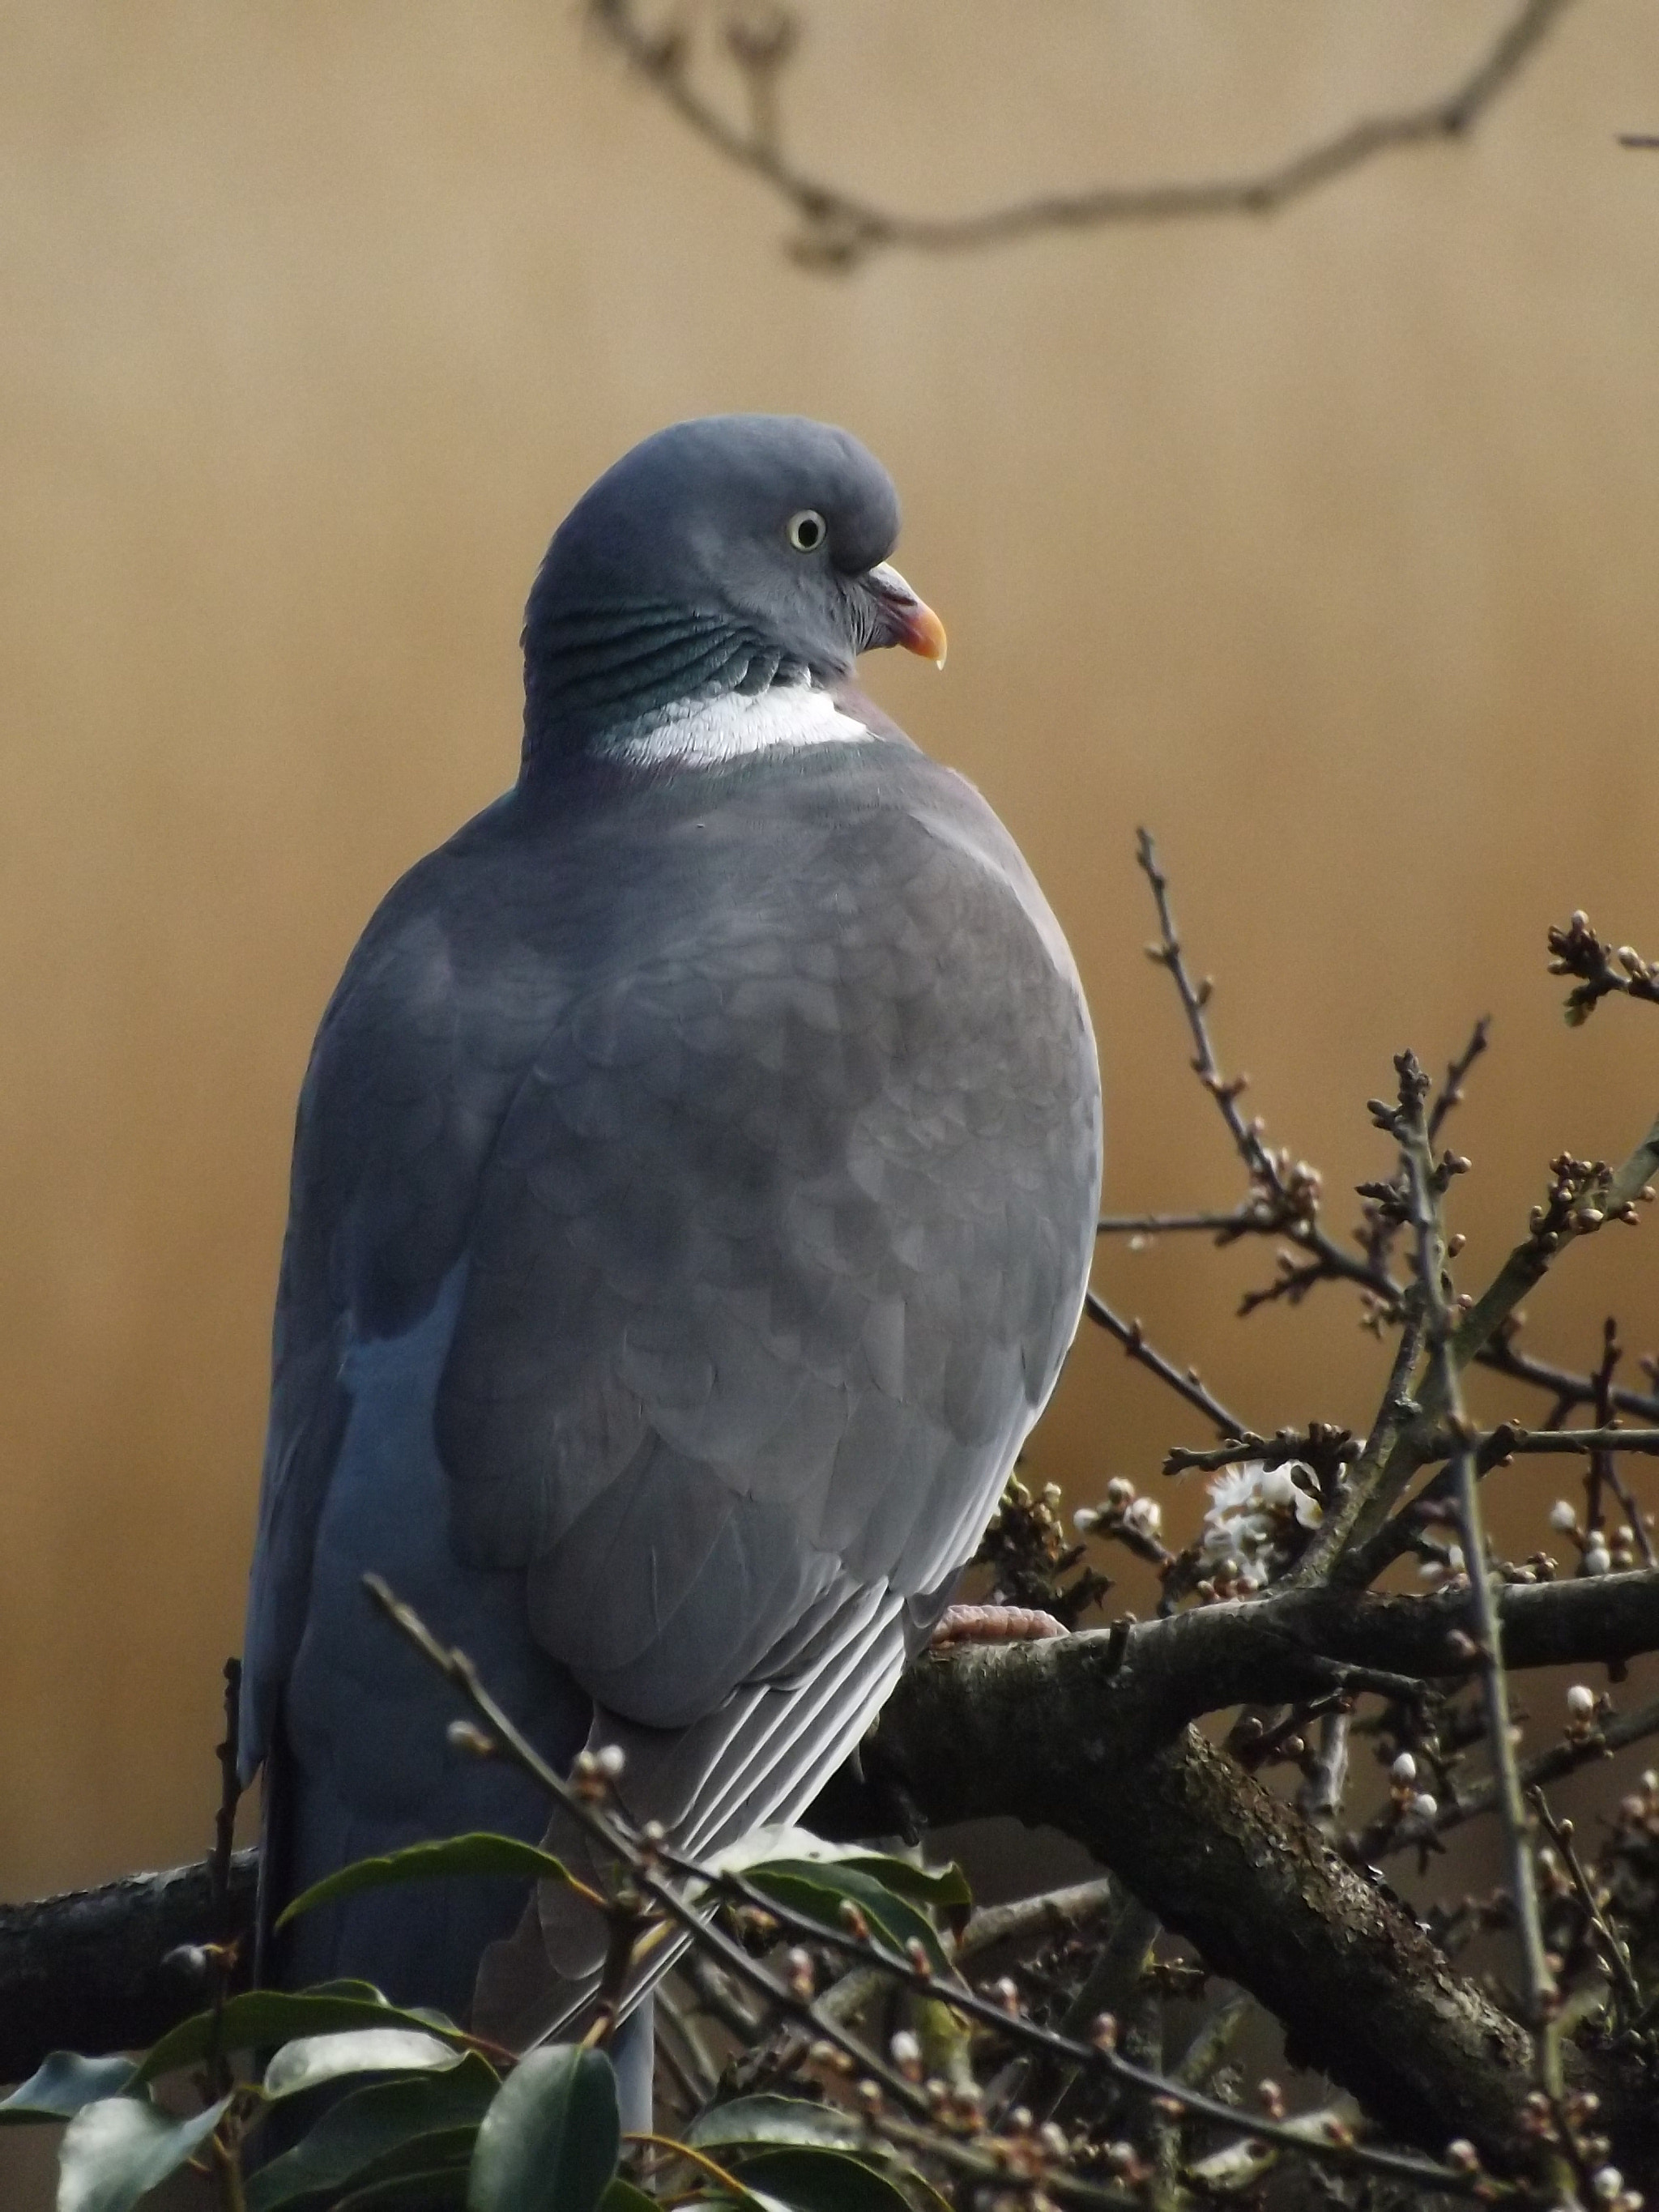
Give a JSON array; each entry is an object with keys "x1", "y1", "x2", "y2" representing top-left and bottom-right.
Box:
[
  {"x1": 1414, "y1": 1691, "x2": 1659, "y2": 1847},
  {"x1": 864, "y1": 1656, "x2": 1646, "y2": 2176},
  {"x1": 1392, "y1": 1052, "x2": 1561, "y2": 2103},
  {"x1": 1548, "y1": 910, "x2": 1659, "y2": 1025},
  {"x1": 1082, "y1": 1287, "x2": 1247, "y2": 1438},
  {"x1": 590, "y1": 0, "x2": 1575, "y2": 268},
  {"x1": 1481, "y1": 1326, "x2": 1659, "y2": 1425},
  {"x1": 1308, "y1": 1115, "x2": 1659, "y2": 1585},
  {"x1": 12, "y1": 1571, "x2": 1659, "y2": 2131}
]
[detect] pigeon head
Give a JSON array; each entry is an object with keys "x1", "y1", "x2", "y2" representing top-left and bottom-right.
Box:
[{"x1": 521, "y1": 416, "x2": 945, "y2": 765}]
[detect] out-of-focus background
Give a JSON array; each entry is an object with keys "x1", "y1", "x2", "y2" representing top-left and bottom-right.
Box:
[{"x1": 3, "y1": 0, "x2": 1657, "y2": 1960}]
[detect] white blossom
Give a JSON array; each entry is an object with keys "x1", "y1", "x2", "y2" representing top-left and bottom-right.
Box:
[
  {"x1": 1124, "y1": 1495, "x2": 1162, "y2": 1539},
  {"x1": 1391, "y1": 1752, "x2": 1418, "y2": 1784},
  {"x1": 1198, "y1": 1460, "x2": 1321, "y2": 1581},
  {"x1": 1419, "y1": 1544, "x2": 1466, "y2": 1583},
  {"x1": 1549, "y1": 1498, "x2": 1578, "y2": 1532},
  {"x1": 1584, "y1": 1541, "x2": 1613, "y2": 1576},
  {"x1": 1567, "y1": 1683, "x2": 1596, "y2": 1719}
]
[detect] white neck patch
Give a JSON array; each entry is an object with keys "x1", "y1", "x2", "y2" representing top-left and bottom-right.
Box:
[{"x1": 616, "y1": 682, "x2": 872, "y2": 768}]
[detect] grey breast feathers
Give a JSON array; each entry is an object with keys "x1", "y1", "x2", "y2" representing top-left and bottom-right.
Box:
[
  {"x1": 243, "y1": 743, "x2": 1099, "y2": 1848},
  {"x1": 433, "y1": 749, "x2": 1101, "y2": 1728}
]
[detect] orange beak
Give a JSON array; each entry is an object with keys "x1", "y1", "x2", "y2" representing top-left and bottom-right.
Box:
[{"x1": 865, "y1": 561, "x2": 948, "y2": 669}]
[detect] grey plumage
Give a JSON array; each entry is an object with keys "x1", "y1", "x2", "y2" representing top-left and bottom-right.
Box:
[{"x1": 241, "y1": 415, "x2": 1102, "y2": 2065}]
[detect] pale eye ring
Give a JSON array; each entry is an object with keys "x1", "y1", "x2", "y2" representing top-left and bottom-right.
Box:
[{"x1": 787, "y1": 509, "x2": 828, "y2": 553}]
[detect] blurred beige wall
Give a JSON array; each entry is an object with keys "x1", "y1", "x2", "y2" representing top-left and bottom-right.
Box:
[{"x1": 2, "y1": 0, "x2": 1657, "y2": 1926}]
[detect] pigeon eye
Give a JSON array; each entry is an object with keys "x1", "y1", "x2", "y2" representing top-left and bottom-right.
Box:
[{"x1": 787, "y1": 509, "x2": 827, "y2": 554}]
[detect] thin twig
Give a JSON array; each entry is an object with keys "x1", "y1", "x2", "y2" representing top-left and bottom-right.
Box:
[
  {"x1": 360, "y1": 1575, "x2": 928, "y2": 2115},
  {"x1": 1290, "y1": 1304, "x2": 1427, "y2": 1586},
  {"x1": 1530, "y1": 1789, "x2": 1644, "y2": 2022},
  {"x1": 1584, "y1": 1319, "x2": 1620, "y2": 1539},
  {"x1": 1299, "y1": 1709, "x2": 1352, "y2": 1839},
  {"x1": 684, "y1": 1848, "x2": 1473, "y2": 2195},
  {"x1": 1083, "y1": 1289, "x2": 1247, "y2": 1438},
  {"x1": 207, "y1": 1659, "x2": 242, "y2": 2108},
  {"x1": 654, "y1": 1984, "x2": 721, "y2": 2106},
  {"x1": 1162, "y1": 1424, "x2": 1359, "y2": 1481},
  {"x1": 1133, "y1": 829, "x2": 1403, "y2": 1321},
  {"x1": 1098, "y1": 1208, "x2": 1261, "y2": 1238},
  {"x1": 1391, "y1": 1055, "x2": 1561, "y2": 2102},
  {"x1": 1329, "y1": 1112, "x2": 1659, "y2": 1577},
  {"x1": 365, "y1": 1577, "x2": 1480, "y2": 2201},
  {"x1": 1453, "y1": 1424, "x2": 1659, "y2": 1458},
  {"x1": 1428, "y1": 1018, "x2": 1493, "y2": 1140},
  {"x1": 591, "y1": 0, "x2": 1573, "y2": 267},
  {"x1": 1547, "y1": 910, "x2": 1659, "y2": 1025},
  {"x1": 1584, "y1": 1320, "x2": 1657, "y2": 1566},
  {"x1": 958, "y1": 1877, "x2": 1120, "y2": 1962},
  {"x1": 684, "y1": 1954, "x2": 762, "y2": 2043},
  {"x1": 1478, "y1": 1331, "x2": 1659, "y2": 1424},
  {"x1": 1376, "y1": 1694, "x2": 1659, "y2": 1852}
]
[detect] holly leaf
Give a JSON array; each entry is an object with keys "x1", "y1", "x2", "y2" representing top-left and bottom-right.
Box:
[
  {"x1": 466, "y1": 2045, "x2": 618, "y2": 2212},
  {"x1": 278, "y1": 1834, "x2": 579, "y2": 1931},
  {"x1": 0, "y1": 2054, "x2": 138, "y2": 2125},
  {"x1": 58, "y1": 2094, "x2": 231, "y2": 2212},
  {"x1": 263, "y1": 2029, "x2": 476, "y2": 2102},
  {"x1": 247, "y1": 2056, "x2": 497, "y2": 2211},
  {"x1": 139, "y1": 1988, "x2": 467, "y2": 2084}
]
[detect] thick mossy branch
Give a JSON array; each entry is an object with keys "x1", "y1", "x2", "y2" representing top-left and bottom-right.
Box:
[
  {"x1": 0, "y1": 1850, "x2": 256, "y2": 2084},
  {"x1": 8, "y1": 1575, "x2": 1659, "y2": 2177},
  {"x1": 865, "y1": 1633, "x2": 1659, "y2": 2177}
]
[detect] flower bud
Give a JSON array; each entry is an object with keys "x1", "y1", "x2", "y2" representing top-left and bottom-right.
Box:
[{"x1": 889, "y1": 2029, "x2": 923, "y2": 2079}]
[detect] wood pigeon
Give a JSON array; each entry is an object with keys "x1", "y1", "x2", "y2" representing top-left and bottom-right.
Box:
[{"x1": 240, "y1": 414, "x2": 1102, "y2": 2095}]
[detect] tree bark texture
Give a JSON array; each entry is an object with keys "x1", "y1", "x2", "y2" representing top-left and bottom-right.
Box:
[
  {"x1": 6, "y1": 1572, "x2": 1659, "y2": 2176},
  {"x1": 0, "y1": 1850, "x2": 256, "y2": 2085}
]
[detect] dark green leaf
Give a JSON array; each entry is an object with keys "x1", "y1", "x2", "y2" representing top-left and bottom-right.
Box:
[
  {"x1": 726, "y1": 2148, "x2": 918, "y2": 2212},
  {"x1": 263, "y1": 2027, "x2": 471, "y2": 2100},
  {"x1": 278, "y1": 1833, "x2": 578, "y2": 1931},
  {"x1": 692, "y1": 2102, "x2": 951, "y2": 2212},
  {"x1": 246, "y1": 2056, "x2": 497, "y2": 2212},
  {"x1": 138, "y1": 1989, "x2": 467, "y2": 2083},
  {"x1": 466, "y1": 2045, "x2": 618, "y2": 2212},
  {"x1": 690, "y1": 2099, "x2": 862, "y2": 2154},
  {"x1": 597, "y1": 2182, "x2": 659, "y2": 2212},
  {"x1": 742, "y1": 1865, "x2": 954, "y2": 1979},
  {"x1": 0, "y1": 2054, "x2": 138, "y2": 2124},
  {"x1": 57, "y1": 2094, "x2": 230, "y2": 2212},
  {"x1": 331, "y1": 2166, "x2": 472, "y2": 2212},
  {"x1": 834, "y1": 1856, "x2": 971, "y2": 1914},
  {"x1": 706, "y1": 1834, "x2": 968, "y2": 1913}
]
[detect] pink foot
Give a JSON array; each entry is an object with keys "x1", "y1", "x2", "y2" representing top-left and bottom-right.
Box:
[{"x1": 930, "y1": 1603, "x2": 1067, "y2": 1647}]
